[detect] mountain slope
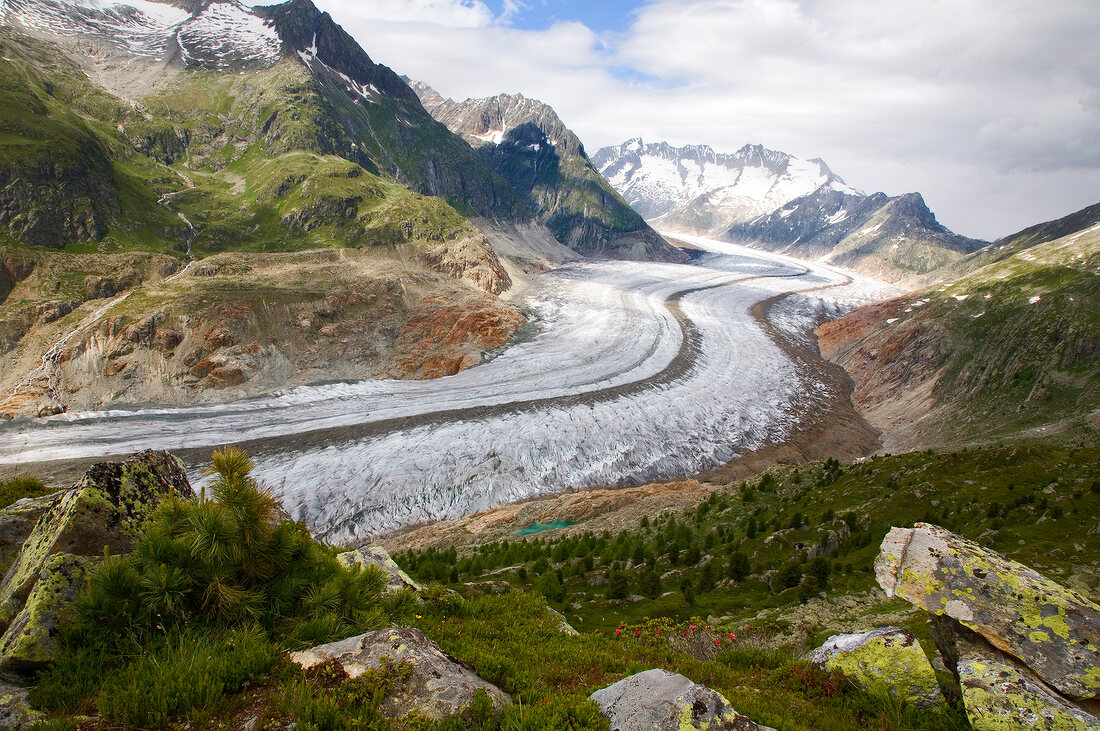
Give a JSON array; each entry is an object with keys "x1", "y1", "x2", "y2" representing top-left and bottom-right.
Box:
[
  {"x1": 410, "y1": 87, "x2": 683, "y2": 262},
  {"x1": 817, "y1": 202, "x2": 1100, "y2": 451},
  {"x1": 726, "y1": 188, "x2": 988, "y2": 285},
  {"x1": 0, "y1": 7, "x2": 531, "y2": 417},
  {"x1": 592, "y1": 138, "x2": 856, "y2": 232}
]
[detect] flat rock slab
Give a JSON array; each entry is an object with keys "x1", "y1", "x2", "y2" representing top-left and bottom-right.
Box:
[
  {"x1": 589, "y1": 668, "x2": 773, "y2": 730},
  {"x1": 808, "y1": 626, "x2": 943, "y2": 709},
  {"x1": 336, "y1": 546, "x2": 421, "y2": 595},
  {"x1": 290, "y1": 627, "x2": 510, "y2": 720},
  {"x1": 876, "y1": 523, "x2": 1100, "y2": 701}
]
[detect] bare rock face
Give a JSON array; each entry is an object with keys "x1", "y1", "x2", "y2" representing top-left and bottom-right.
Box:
[
  {"x1": 390, "y1": 294, "x2": 525, "y2": 380},
  {"x1": 0, "y1": 450, "x2": 192, "y2": 672},
  {"x1": 335, "y1": 546, "x2": 421, "y2": 595},
  {"x1": 290, "y1": 628, "x2": 511, "y2": 720},
  {"x1": 808, "y1": 627, "x2": 943, "y2": 709},
  {"x1": 876, "y1": 523, "x2": 1100, "y2": 702},
  {"x1": 589, "y1": 669, "x2": 772, "y2": 730}
]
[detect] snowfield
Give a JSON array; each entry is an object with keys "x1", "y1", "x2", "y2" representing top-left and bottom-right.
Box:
[{"x1": 0, "y1": 239, "x2": 893, "y2": 543}]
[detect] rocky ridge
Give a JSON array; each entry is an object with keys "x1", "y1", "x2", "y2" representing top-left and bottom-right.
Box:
[
  {"x1": 725, "y1": 188, "x2": 987, "y2": 286},
  {"x1": 410, "y1": 84, "x2": 684, "y2": 263},
  {"x1": 592, "y1": 138, "x2": 854, "y2": 227}
]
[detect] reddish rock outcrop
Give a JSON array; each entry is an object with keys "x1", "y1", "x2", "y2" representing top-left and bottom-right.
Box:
[{"x1": 391, "y1": 294, "x2": 525, "y2": 380}]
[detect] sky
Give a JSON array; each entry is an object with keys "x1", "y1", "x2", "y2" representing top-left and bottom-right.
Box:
[{"x1": 307, "y1": 0, "x2": 1100, "y2": 240}]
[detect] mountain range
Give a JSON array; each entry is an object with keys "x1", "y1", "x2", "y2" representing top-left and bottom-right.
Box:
[{"x1": 594, "y1": 139, "x2": 987, "y2": 284}]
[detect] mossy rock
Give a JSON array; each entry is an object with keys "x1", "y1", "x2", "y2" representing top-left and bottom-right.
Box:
[
  {"x1": 876, "y1": 523, "x2": 1100, "y2": 701},
  {"x1": 0, "y1": 552, "x2": 95, "y2": 673},
  {"x1": 290, "y1": 627, "x2": 511, "y2": 720},
  {"x1": 808, "y1": 626, "x2": 943, "y2": 709},
  {"x1": 336, "y1": 546, "x2": 421, "y2": 595},
  {"x1": 0, "y1": 451, "x2": 192, "y2": 634},
  {"x1": 0, "y1": 679, "x2": 40, "y2": 729},
  {"x1": 0, "y1": 491, "x2": 62, "y2": 578}
]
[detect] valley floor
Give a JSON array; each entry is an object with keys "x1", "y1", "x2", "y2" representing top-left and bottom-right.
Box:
[{"x1": 0, "y1": 239, "x2": 897, "y2": 544}]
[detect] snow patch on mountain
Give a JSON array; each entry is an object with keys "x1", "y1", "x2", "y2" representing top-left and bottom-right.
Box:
[{"x1": 2, "y1": 0, "x2": 283, "y2": 70}]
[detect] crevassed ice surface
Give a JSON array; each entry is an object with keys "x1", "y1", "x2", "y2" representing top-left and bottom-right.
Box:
[{"x1": 0, "y1": 240, "x2": 896, "y2": 543}]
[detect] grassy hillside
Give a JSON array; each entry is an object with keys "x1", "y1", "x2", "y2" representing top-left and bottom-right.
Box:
[
  {"x1": 396, "y1": 440, "x2": 1100, "y2": 649},
  {"x1": 818, "y1": 218, "x2": 1100, "y2": 450},
  {"x1": 23, "y1": 448, "x2": 993, "y2": 730}
]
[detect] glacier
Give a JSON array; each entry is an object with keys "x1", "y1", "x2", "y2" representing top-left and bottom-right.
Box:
[{"x1": 0, "y1": 239, "x2": 896, "y2": 543}]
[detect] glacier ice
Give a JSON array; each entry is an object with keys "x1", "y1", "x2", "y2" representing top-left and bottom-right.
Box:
[{"x1": 0, "y1": 239, "x2": 893, "y2": 542}]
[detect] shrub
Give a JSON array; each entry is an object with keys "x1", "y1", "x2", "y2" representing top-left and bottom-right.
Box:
[
  {"x1": 0, "y1": 475, "x2": 50, "y2": 509},
  {"x1": 77, "y1": 446, "x2": 389, "y2": 645},
  {"x1": 94, "y1": 625, "x2": 280, "y2": 727},
  {"x1": 607, "y1": 570, "x2": 629, "y2": 601}
]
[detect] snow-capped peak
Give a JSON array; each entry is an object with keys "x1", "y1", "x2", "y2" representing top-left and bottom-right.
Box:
[{"x1": 591, "y1": 138, "x2": 861, "y2": 229}]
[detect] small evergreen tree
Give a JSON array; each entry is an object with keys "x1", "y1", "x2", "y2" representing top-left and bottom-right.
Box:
[
  {"x1": 607, "y1": 570, "x2": 629, "y2": 601},
  {"x1": 728, "y1": 551, "x2": 750, "y2": 582},
  {"x1": 639, "y1": 569, "x2": 661, "y2": 599}
]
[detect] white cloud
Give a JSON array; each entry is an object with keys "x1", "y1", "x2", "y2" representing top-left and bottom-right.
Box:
[{"x1": 312, "y1": 0, "x2": 1100, "y2": 240}]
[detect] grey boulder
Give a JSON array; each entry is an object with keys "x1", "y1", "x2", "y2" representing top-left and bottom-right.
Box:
[
  {"x1": 589, "y1": 669, "x2": 772, "y2": 730},
  {"x1": 290, "y1": 627, "x2": 510, "y2": 720}
]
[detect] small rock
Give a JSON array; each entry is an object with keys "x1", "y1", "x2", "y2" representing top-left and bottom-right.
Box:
[
  {"x1": 289, "y1": 628, "x2": 510, "y2": 720},
  {"x1": 546, "y1": 607, "x2": 579, "y2": 636},
  {"x1": 589, "y1": 668, "x2": 773, "y2": 730},
  {"x1": 808, "y1": 627, "x2": 943, "y2": 709},
  {"x1": 0, "y1": 679, "x2": 40, "y2": 729},
  {"x1": 336, "y1": 546, "x2": 421, "y2": 594}
]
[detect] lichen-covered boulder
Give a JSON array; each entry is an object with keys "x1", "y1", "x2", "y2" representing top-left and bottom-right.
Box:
[
  {"x1": 876, "y1": 523, "x2": 1100, "y2": 701},
  {"x1": 0, "y1": 553, "x2": 95, "y2": 673},
  {"x1": 0, "y1": 450, "x2": 192, "y2": 631},
  {"x1": 934, "y1": 618, "x2": 1100, "y2": 730},
  {"x1": 0, "y1": 492, "x2": 62, "y2": 577},
  {"x1": 289, "y1": 628, "x2": 510, "y2": 720},
  {"x1": 588, "y1": 669, "x2": 773, "y2": 730},
  {"x1": 336, "y1": 546, "x2": 421, "y2": 595},
  {"x1": 808, "y1": 627, "x2": 943, "y2": 709}
]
